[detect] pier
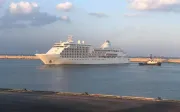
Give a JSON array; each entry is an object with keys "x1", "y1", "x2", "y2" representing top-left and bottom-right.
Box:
[{"x1": 0, "y1": 88, "x2": 180, "y2": 112}]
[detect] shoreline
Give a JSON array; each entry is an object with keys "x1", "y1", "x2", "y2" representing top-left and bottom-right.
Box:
[
  {"x1": 0, "y1": 55, "x2": 180, "y2": 63},
  {"x1": 1, "y1": 88, "x2": 180, "y2": 112}
]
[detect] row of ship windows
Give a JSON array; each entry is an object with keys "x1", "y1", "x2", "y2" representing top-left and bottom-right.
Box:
[
  {"x1": 62, "y1": 50, "x2": 118, "y2": 52},
  {"x1": 65, "y1": 48, "x2": 89, "y2": 50},
  {"x1": 53, "y1": 46, "x2": 90, "y2": 48},
  {"x1": 61, "y1": 52, "x2": 109, "y2": 54},
  {"x1": 60, "y1": 53, "x2": 108, "y2": 55},
  {"x1": 66, "y1": 46, "x2": 89, "y2": 48},
  {"x1": 64, "y1": 44, "x2": 91, "y2": 46},
  {"x1": 60, "y1": 56, "x2": 122, "y2": 58},
  {"x1": 53, "y1": 48, "x2": 120, "y2": 52},
  {"x1": 61, "y1": 51, "x2": 119, "y2": 54},
  {"x1": 58, "y1": 53, "x2": 118, "y2": 55},
  {"x1": 94, "y1": 50, "x2": 120, "y2": 52},
  {"x1": 60, "y1": 53, "x2": 89, "y2": 55},
  {"x1": 53, "y1": 50, "x2": 120, "y2": 54},
  {"x1": 65, "y1": 58, "x2": 119, "y2": 60},
  {"x1": 61, "y1": 51, "x2": 88, "y2": 53},
  {"x1": 60, "y1": 54, "x2": 118, "y2": 57}
]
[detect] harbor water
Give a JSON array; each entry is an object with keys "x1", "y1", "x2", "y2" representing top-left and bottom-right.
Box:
[{"x1": 0, "y1": 59, "x2": 180, "y2": 100}]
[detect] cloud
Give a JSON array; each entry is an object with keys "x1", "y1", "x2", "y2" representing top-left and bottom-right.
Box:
[
  {"x1": 0, "y1": 1, "x2": 67, "y2": 29},
  {"x1": 60, "y1": 16, "x2": 71, "y2": 22},
  {"x1": 56, "y1": 2, "x2": 73, "y2": 12},
  {"x1": 0, "y1": 12, "x2": 59, "y2": 29},
  {"x1": 88, "y1": 12, "x2": 108, "y2": 18},
  {"x1": 128, "y1": 0, "x2": 180, "y2": 12},
  {"x1": 9, "y1": 1, "x2": 38, "y2": 14},
  {"x1": 0, "y1": 0, "x2": 5, "y2": 7}
]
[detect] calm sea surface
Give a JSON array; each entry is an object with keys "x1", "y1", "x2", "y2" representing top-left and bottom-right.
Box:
[{"x1": 0, "y1": 59, "x2": 180, "y2": 100}]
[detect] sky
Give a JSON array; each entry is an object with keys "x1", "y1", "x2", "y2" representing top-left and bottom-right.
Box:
[{"x1": 0, "y1": 0, "x2": 180, "y2": 56}]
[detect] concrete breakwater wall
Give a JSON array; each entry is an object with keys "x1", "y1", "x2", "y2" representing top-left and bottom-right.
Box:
[
  {"x1": 0, "y1": 55, "x2": 179, "y2": 63},
  {"x1": 0, "y1": 55, "x2": 39, "y2": 60},
  {"x1": 167, "y1": 59, "x2": 180, "y2": 63},
  {"x1": 130, "y1": 58, "x2": 167, "y2": 62}
]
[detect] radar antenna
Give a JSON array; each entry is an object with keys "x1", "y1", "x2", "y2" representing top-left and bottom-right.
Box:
[{"x1": 67, "y1": 35, "x2": 73, "y2": 43}]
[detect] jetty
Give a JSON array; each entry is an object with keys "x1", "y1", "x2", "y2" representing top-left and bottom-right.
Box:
[{"x1": 0, "y1": 88, "x2": 180, "y2": 112}]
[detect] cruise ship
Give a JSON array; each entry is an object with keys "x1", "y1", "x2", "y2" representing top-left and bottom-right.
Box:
[{"x1": 35, "y1": 35, "x2": 129, "y2": 65}]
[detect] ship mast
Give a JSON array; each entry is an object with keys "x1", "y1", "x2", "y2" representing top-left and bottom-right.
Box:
[{"x1": 67, "y1": 35, "x2": 73, "y2": 43}]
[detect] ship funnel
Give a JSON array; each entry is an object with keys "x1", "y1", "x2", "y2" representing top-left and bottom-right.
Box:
[{"x1": 101, "y1": 40, "x2": 111, "y2": 49}]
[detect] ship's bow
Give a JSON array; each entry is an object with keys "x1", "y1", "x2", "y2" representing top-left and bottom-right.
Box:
[
  {"x1": 35, "y1": 54, "x2": 50, "y2": 64},
  {"x1": 35, "y1": 54, "x2": 60, "y2": 65}
]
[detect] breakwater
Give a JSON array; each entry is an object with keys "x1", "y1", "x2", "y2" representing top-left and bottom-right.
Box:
[
  {"x1": 1, "y1": 88, "x2": 180, "y2": 112},
  {"x1": 0, "y1": 55, "x2": 179, "y2": 63},
  {"x1": 0, "y1": 55, "x2": 39, "y2": 60},
  {"x1": 130, "y1": 58, "x2": 167, "y2": 62}
]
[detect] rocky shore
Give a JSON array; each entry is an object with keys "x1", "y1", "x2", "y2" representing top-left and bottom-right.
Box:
[{"x1": 0, "y1": 88, "x2": 180, "y2": 112}]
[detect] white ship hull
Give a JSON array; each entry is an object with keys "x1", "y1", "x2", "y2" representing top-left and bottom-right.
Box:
[{"x1": 36, "y1": 54, "x2": 129, "y2": 65}]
